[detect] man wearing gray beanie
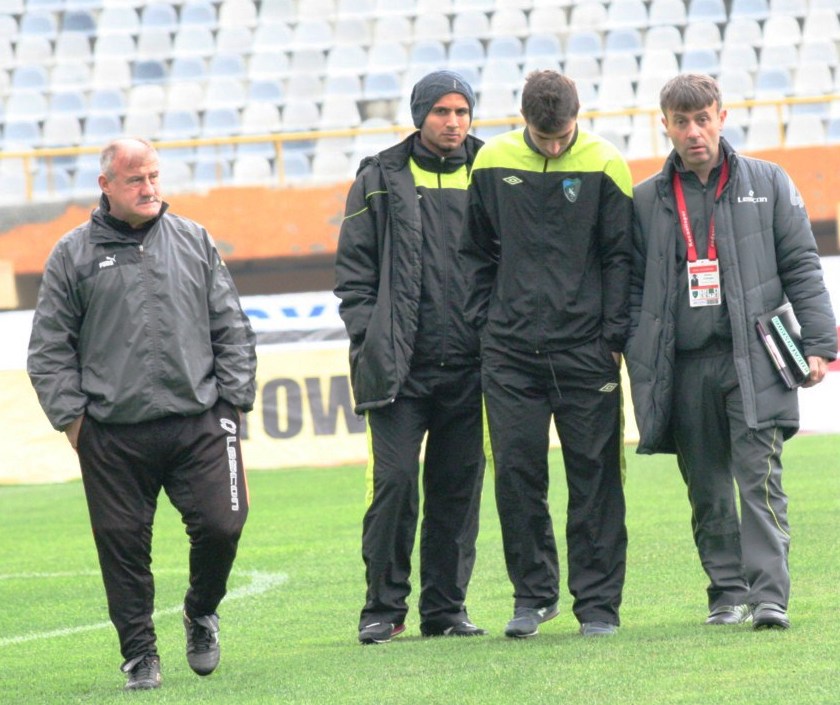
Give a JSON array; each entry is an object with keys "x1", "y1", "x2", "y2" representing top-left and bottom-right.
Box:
[{"x1": 335, "y1": 70, "x2": 486, "y2": 644}]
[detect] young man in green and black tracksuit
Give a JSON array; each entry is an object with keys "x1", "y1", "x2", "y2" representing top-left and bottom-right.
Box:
[
  {"x1": 460, "y1": 71, "x2": 633, "y2": 639},
  {"x1": 335, "y1": 71, "x2": 486, "y2": 644}
]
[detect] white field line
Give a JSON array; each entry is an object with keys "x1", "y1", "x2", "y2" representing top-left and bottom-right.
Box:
[{"x1": 0, "y1": 569, "x2": 288, "y2": 647}]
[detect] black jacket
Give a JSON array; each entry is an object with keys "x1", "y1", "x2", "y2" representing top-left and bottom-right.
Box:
[
  {"x1": 334, "y1": 132, "x2": 483, "y2": 413},
  {"x1": 460, "y1": 127, "x2": 634, "y2": 354}
]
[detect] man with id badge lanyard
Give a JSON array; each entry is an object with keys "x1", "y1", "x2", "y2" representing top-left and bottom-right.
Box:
[{"x1": 625, "y1": 74, "x2": 837, "y2": 630}]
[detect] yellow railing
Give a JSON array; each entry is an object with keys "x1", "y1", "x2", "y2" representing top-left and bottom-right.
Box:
[{"x1": 1, "y1": 93, "x2": 838, "y2": 203}]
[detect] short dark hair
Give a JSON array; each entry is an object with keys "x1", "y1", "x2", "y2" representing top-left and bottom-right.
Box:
[
  {"x1": 659, "y1": 73, "x2": 723, "y2": 115},
  {"x1": 520, "y1": 70, "x2": 580, "y2": 133}
]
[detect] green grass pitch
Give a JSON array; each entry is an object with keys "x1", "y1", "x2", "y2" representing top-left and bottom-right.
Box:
[{"x1": 1, "y1": 435, "x2": 838, "y2": 704}]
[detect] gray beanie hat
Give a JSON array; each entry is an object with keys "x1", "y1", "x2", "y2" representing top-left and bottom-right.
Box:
[{"x1": 410, "y1": 70, "x2": 476, "y2": 128}]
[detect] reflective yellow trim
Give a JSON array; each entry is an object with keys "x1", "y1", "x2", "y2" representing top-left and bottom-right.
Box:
[{"x1": 764, "y1": 426, "x2": 790, "y2": 539}]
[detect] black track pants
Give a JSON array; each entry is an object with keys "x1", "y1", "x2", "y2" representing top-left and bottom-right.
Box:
[
  {"x1": 77, "y1": 399, "x2": 249, "y2": 663},
  {"x1": 359, "y1": 365, "x2": 485, "y2": 630},
  {"x1": 483, "y1": 341, "x2": 627, "y2": 625}
]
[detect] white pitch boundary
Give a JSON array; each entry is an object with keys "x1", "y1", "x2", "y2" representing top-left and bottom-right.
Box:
[{"x1": 0, "y1": 569, "x2": 288, "y2": 648}]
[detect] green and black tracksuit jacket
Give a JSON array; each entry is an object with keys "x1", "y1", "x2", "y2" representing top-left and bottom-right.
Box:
[{"x1": 461, "y1": 126, "x2": 634, "y2": 355}]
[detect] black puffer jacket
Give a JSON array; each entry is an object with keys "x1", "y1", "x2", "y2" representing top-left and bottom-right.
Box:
[
  {"x1": 626, "y1": 140, "x2": 837, "y2": 454},
  {"x1": 334, "y1": 132, "x2": 483, "y2": 413}
]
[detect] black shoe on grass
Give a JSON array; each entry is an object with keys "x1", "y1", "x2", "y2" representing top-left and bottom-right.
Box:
[
  {"x1": 504, "y1": 603, "x2": 560, "y2": 638},
  {"x1": 358, "y1": 622, "x2": 406, "y2": 644},
  {"x1": 122, "y1": 654, "x2": 161, "y2": 690},
  {"x1": 421, "y1": 620, "x2": 487, "y2": 637},
  {"x1": 184, "y1": 611, "x2": 220, "y2": 675}
]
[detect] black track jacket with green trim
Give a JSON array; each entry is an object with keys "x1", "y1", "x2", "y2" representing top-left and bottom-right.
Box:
[{"x1": 460, "y1": 126, "x2": 634, "y2": 354}]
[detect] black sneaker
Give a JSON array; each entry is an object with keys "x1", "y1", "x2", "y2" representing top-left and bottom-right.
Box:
[
  {"x1": 183, "y1": 611, "x2": 220, "y2": 676},
  {"x1": 358, "y1": 622, "x2": 406, "y2": 644},
  {"x1": 579, "y1": 621, "x2": 618, "y2": 637},
  {"x1": 420, "y1": 620, "x2": 487, "y2": 637},
  {"x1": 122, "y1": 654, "x2": 161, "y2": 691},
  {"x1": 504, "y1": 603, "x2": 559, "y2": 638}
]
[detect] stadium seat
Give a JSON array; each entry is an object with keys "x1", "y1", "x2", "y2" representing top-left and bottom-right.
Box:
[
  {"x1": 448, "y1": 37, "x2": 486, "y2": 71},
  {"x1": 564, "y1": 55, "x2": 601, "y2": 83},
  {"x1": 290, "y1": 19, "x2": 334, "y2": 52},
  {"x1": 409, "y1": 39, "x2": 447, "y2": 69},
  {"x1": 606, "y1": 0, "x2": 649, "y2": 30},
  {"x1": 311, "y1": 151, "x2": 352, "y2": 184},
  {"x1": 683, "y1": 21, "x2": 722, "y2": 52},
  {"x1": 91, "y1": 57, "x2": 132, "y2": 90},
  {"x1": 827, "y1": 117, "x2": 840, "y2": 144},
  {"x1": 362, "y1": 71, "x2": 402, "y2": 102},
  {"x1": 282, "y1": 99, "x2": 321, "y2": 132},
  {"x1": 94, "y1": 33, "x2": 137, "y2": 62},
  {"x1": 165, "y1": 81, "x2": 206, "y2": 113},
  {"x1": 259, "y1": 0, "x2": 296, "y2": 23},
  {"x1": 720, "y1": 45, "x2": 758, "y2": 74},
  {"x1": 14, "y1": 35, "x2": 52, "y2": 65},
  {"x1": 569, "y1": 1, "x2": 608, "y2": 31},
  {"x1": 201, "y1": 107, "x2": 241, "y2": 139},
  {"x1": 722, "y1": 17, "x2": 762, "y2": 47},
  {"x1": 687, "y1": 0, "x2": 727, "y2": 23},
  {"x1": 41, "y1": 114, "x2": 82, "y2": 149},
  {"x1": 483, "y1": 57, "x2": 523, "y2": 91},
  {"x1": 159, "y1": 109, "x2": 202, "y2": 140},
  {"x1": 2, "y1": 119, "x2": 41, "y2": 150},
  {"x1": 82, "y1": 114, "x2": 123, "y2": 146},
  {"x1": 334, "y1": 16, "x2": 372, "y2": 46},
  {"x1": 141, "y1": 2, "x2": 178, "y2": 32},
  {"x1": 5, "y1": 92, "x2": 48, "y2": 123},
  {"x1": 123, "y1": 110, "x2": 162, "y2": 139},
  {"x1": 248, "y1": 79, "x2": 286, "y2": 106},
  {"x1": 486, "y1": 35, "x2": 523, "y2": 62},
  {"x1": 19, "y1": 10, "x2": 58, "y2": 39},
  {"x1": 802, "y1": 9, "x2": 840, "y2": 42},
  {"x1": 604, "y1": 28, "x2": 644, "y2": 57},
  {"x1": 762, "y1": 15, "x2": 801, "y2": 46},
  {"x1": 451, "y1": 10, "x2": 491, "y2": 39},
  {"x1": 158, "y1": 158, "x2": 194, "y2": 193},
  {"x1": 49, "y1": 90, "x2": 87, "y2": 119},
  {"x1": 488, "y1": 8, "x2": 528, "y2": 37},
  {"x1": 62, "y1": 9, "x2": 97, "y2": 36},
  {"x1": 644, "y1": 25, "x2": 683, "y2": 53},
  {"x1": 793, "y1": 64, "x2": 833, "y2": 99},
  {"x1": 297, "y1": 0, "x2": 336, "y2": 21},
  {"x1": 721, "y1": 124, "x2": 747, "y2": 150},
  {"x1": 133, "y1": 59, "x2": 167, "y2": 86},
  {"x1": 127, "y1": 84, "x2": 167, "y2": 116},
  {"x1": 203, "y1": 76, "x2": 248, "y2": 109},
  {"x1": 372, "y1": 14, "x2": 412, "y2": 43},
  {"x1": 97, "y1": 7, "x2": 140, "y2": 37},
  {"x1": 336, "y1": 0, "x2": 376, "y2": 17},
  {"x1": 249, "y1": 50, "x2": 292, "y2": 80},
  {"x1": 170, "y1": 57, "x2": 207, "y2": 82},
  {"x1": 367, "y1": 41, "x2": 409, "y2": 74},
  {"x1": 476, "y1": 84, "x2": 518, "y2": 119},
  {"x1": 216, "y1": 27, "x2": 253, "y2": 55},
  {"x1": 173, "y1": 26, "x2": 216, "y2": 57},
  {"x1": 640, "y1": 48, "x2": 680, "y2": 77},
  {"x1": 286, "y1": 73, "x2": 324, "y2": 103},
  {"x1": 88, "y1": 88, "x2": 127, "y2": 117},
  {"x1": 218, "y1": 0, "x2": 258, "y2": 29},
  {"x1": 648, "y1": 0, "x2": 687, "y2": 26},
  {"x1": 413, "y1": 13, "x2": 452, "y2": 43},
  {"x1": 785, "y1": 114, "x2": 826, "y2": 146},
  {"x1": 180, "y1": 0, "x2": 217, "y2": 28},
  {"x1": 320, "y1": 94, "x2": 363, "y2": 129},
  {"x1": 326, "y1": 45, "x2": 368, "y2": 77},
  {"x1": 745, "y1": 116, "x2": 782, "y2": 150},
  {"x1": 760, "y1": 44, "x2": 798, "y2": 72},
  {"x1": 136, "y1": 27, "x2": 173, "y2": 59},
  {"x1": 680, "y1": 48, "x2": 720, "y2": 75},
  {"x1": 799, "y1": 39, "x2": 839, "y2": 69},
  {"x1": 565, "y1": 30, "x2": 603, "y2": 59},
  {"x1": 601, "y1": 53, "x2": 639, "y2": 79},
  {"x1": 71, "y1": 164, "x2": 103, "y2": 200},
  {"x1": 527, "y1": 7, "x2": 568, "y2": 35},
  {"x1": 769, "y1": 0, "x2": 807, "y2": 13},
  {"x1": 325, "y1": 74, "x2": 363, "y2": 99},
  {"x1": 241, "y1": 102, "x2": 282, "y2": 134},
  {"x1": 208, "y1": 53, "x2": 247, "y2": 78},
  {"x1": 730, "y1": 0, "x2": 769, "y2": 20}
]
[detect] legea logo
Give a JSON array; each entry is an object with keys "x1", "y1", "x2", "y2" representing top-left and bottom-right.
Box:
[{"x1": 737, "y1": 190, "x2": 768, "y2": 204}]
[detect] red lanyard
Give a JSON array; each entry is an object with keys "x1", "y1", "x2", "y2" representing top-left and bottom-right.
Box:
[{"x1": 672, "y1": 157, "x2": 729, "y2": 262}]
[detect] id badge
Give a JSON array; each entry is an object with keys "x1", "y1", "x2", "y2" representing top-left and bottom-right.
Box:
[{"x1": 687, "y1": 259, "x2": 721, "y2": 307}]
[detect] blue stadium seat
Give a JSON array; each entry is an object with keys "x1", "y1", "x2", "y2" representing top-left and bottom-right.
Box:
[
  {"x1": 62, "y1": 9, "x2": 97, "y2": 36},
  {"x1": 141, "y1": 2, "x2": 179, "y2": 33},
  {"x1": 133, "y1": 59, "x2": 167, "y2": 86}
]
